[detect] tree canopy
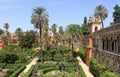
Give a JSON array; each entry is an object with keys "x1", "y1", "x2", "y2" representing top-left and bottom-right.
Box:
[
  {"x1": 94, "y1": 5, "x2": 108, "y2": 28},
  {"x1": 113, "y1": 4, "x2": 120, "y2": 24},
  {"x1": 81, "y1": 17, "x2": 88, "y2": 35}
]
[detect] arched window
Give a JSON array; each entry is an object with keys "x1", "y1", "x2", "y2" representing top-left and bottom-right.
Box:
[
  {"x1": 95, "y1": 26, "x2": 98, "y2": 32},
  {"x1": 112, "y1": 41, "x2": 114, "y2": 51},
  {"x1": 102, "y1": 40, "x2": 104, "y2": 50},
  {"x1": 107, "y1": 40, "x2": 108, "y2": 50}
]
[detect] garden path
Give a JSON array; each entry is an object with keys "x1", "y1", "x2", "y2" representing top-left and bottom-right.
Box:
[
  {"x1": 18, "y1": 57, "x2": 38, "y2": 77},
  {"x1": 77, "y1": 56, "x2": 94, "y2": 77}
]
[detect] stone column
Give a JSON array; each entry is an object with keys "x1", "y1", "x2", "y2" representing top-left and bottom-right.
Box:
[
  {"x1": 99, "y1": 39, "x2": 102, "y2": 49},
  {"x1": 116, "y1": 40, "x2": 118, "y2": 53},
  {"x1": 108, "y1": 40, "x2": 110, "y2": 51},
  {"x1": 118, "y1": 37, "x2": 120, "y2": 53},
  {"x1": 104, "y1": 40, "x2": 107, "y2": 50},
  {"x1": 114, "y1": 41, "x2": 116, "y2": 52},
  {"x1": 102, "y1": 40, "x2": 104, "y2": 50}
]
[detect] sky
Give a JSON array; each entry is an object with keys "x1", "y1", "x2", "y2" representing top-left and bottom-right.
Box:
[{"x1": 0, "y1": 0, "x2": 120, "y2": 32}]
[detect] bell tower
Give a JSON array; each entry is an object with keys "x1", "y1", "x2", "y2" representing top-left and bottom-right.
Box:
[{"x1": 88, "y1": 16, "x2": 102, "y2": 34}]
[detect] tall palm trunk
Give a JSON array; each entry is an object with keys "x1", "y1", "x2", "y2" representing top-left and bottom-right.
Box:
[
  {"x1": 71, "y1": 36, "x2": 74, "y2": 57},
  {"x1": 62, "y1": 40, "x2": 64, "y2": 45},
  {"x1": 39, "y1": 24, "x2": 43, "y2": 63},
  {"x1": 100, "y1": 16, "x2": 104, "y2": 28}
]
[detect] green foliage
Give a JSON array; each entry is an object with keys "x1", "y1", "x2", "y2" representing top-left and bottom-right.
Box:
[
  {"x1": 15, "y1": 27, "x2": 23, "y2": 41},
  {"x1": 39, "y1": 62, "x2": 85, "y2": 77},
  {"x1": 113, "y1": 4, "x2": 120, "y2": 24},
  {"x1": 90, "y1": 57, "x2": 120, "y2": 77},
  {"x1": 77, "y1": 48, "x2": 86, "y2": 63},
  {"x1": 66, "y1": 24, "x2": 82, "y2": 38},
  {"x1": 9, "y1": 65, "x2": 26, "y2": 77},
  {"x1": 20, "y1": 30, "x2": 36, "y2": 48},
  {"x1": 4, "y1": 64, "x2": 21, "y2": 77},
  {"x1": 0, "y1": 63, "x2": 7, "y2": 70},
  {"x1": 31, "y1": 7, "x2": 49, "y2": 29},
  {"x1": 4, "y1": 23, "x2": 9, "y2": 30},
  {"x1": 0, "y1": 45, "x2": 38, "y2": 63},
  {"x1": 23, "y1": 65, "x2": 35, "y2": 77},
  {"x1": 54, "y1": 53, "x2": 64, "y2": 61},
  {"x1": 51, "y1": 24, "x2": 57, "y2": 37},
  {"x1": 78, "y1": 66, "x2": 86, "y2": 77},
  {"x1": 0, "y1": 46, "x2": 19, "y2": 63},
  {"x1": 81, "y1": 17, "x2": 88, "y2": 35},
  {"x1": 0, "y1": 29, "x2": 4, "y2": 35},
  {"x1": 42, "y1": 66, "x2": 59, "y2": 74},
  {"x1": 94, "y1": 5, "x2": 108, "y2": 28}
]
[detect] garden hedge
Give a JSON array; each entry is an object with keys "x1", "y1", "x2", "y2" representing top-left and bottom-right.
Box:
[
  {"x1": 78, "y1": 66, "x2": 86, "y2": 77},
  {"x1": 90, "y1": 57, "x2": 120, "y2": 77},
  {"x1": 9, "y1": 65, "x2": 26, "y2": 77},
  {"x1": 23, "y1": 65, "x2": 35, "y2": 77}
]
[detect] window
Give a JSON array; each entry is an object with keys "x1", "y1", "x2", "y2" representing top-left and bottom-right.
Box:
[{"x1": 95, "y1": 26, "x2": 98, "y2": 32}]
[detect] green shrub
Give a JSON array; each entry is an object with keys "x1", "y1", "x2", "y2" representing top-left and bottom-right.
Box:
[
  {"x1": 102, "y1": 71, "x2": 120, "y2": 77},
  {"x1": 90, "y1": 57, "x2": 120, "y2": 77},
  {"x1": 78, "y1": 66, "x2": 86, "y2": 77},
  {"x1": 77, "y1": 48, "x2": 86, "y2": 62},
  {"x1": 42, "y1": 67, "x2": 59, "y2": 74},
  {"x1": 5, "y1": 70, "x2": 13, "y2": 77},
  {"x1": 0, "y1": 63, "x2": 7, "y2": 69},
  {"x1": 23, "y1": 65, "x2": 35, "y2": 77},
  {"x1": 9, "y1": 65, "x2": 26, "y2": 77},
  {"x1": 5, "y1": 65, "x2": 18, "y2": 77},
  {"x1": 4, "y1": 64, "x2": 23, "y2": 77}
]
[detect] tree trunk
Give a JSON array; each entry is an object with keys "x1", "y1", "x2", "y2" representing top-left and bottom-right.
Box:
[
  {"x1": 39, "y1": 25, "x2": 43, "y2": 63},
  {"x1": 72, "y1": 37, "x2": 74, "y2": 57},
  {"x1": 62, "y1": 40, "x2": 64, "y2": 45},
  {"x1": 101, "y1": 16, "x2": 104, "y2": 28}
]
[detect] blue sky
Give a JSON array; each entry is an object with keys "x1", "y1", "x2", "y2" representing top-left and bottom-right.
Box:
[{"x1": 0, "y1": 0, "x2": 120, "y2": 32}]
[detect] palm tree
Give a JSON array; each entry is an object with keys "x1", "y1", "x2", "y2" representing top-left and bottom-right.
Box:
[
  {"x1": 94, "y1": 5, "x2": 108, "y2": 28},
  {"x1": 4, "y1": 23, "x2": 9, "y2": 36},
  {"x1": 0, "y1": 29, "x2": 4, "y2": 35},
  {"x1": 51, "y1": 24, "x2": 57, "y2": 39},
  {"x1": 66, "y1": 24, "x2": 82, "y2": 57},
  {"x1": 31, "y1": 7, "x2": 49, "y2": 63},
  {"x1": 43, "y1": 25, "x2": 49, "y2": 49},
  {"x1": 59, "y1": 26, "x2": 64, "y2": 45},
  {"x1": 15, "y1": 28, "x2": 23, "y2": 43}
]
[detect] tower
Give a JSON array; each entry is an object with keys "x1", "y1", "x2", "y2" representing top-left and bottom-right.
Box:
[
  {"x1": 88, "y1": 16, "x2": 101, "y2": 34},
  {"x1": 85, "y1": 16, "x2": 101, "y2": 67}
]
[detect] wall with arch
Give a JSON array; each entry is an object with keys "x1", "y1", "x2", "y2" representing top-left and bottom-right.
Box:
[{"x1": 92, "y1": 23, "x2": 120, "y2": 74}]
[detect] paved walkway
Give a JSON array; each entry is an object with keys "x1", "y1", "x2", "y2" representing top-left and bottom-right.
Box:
[
  {"x1": 18, "y1": 57, "x2": 38, "y2": 77},
  {"x1": 76, "y1": 56, "x2": 94, "y2": 77}
]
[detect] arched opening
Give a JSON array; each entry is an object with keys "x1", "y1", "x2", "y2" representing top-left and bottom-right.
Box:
[
  {"x1": 95, "y1": 26, "x2": 98, "y2": 32},
  {"x1": 102, "y1": 40, "x2": 104, "y2": 50},
  {"x1": 112, "y1": 41, "x2": 114, "y2": 51},
  {"x1": 107, "y1": 40, "x2": 108, "y2": 50}
]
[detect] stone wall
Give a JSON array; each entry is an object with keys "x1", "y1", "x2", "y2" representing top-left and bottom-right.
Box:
[{"x1": 92, "y1": 48, "x2": 120, "y2": 73}]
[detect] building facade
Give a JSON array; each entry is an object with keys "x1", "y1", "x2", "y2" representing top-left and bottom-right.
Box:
[{"x1": 88, "y1": 16, "x2": 120, "y2": 73}]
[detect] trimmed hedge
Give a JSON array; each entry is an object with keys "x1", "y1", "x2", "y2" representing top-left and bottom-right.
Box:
[
  {"x1": 23, "y1": 65, "x2": 35, "y2": 77},
  {"x1": 5, "y1": 64, "x2": 21, "y2": 77},
  {"x1": 90, "y1": 57, "x2": 120, "y2": 77},
  {"x1": 77, "y1": 48, "x2": 86, "y2": 63},
  {"x1": 0, "y1": 63, "x2": 7, "y2": 70},
  {"x1": 42, "y1": 67, "x2": 59, "y2": 74},
  {"x1": 4, "y1": 64, "x2": 26, "y2": 77},
  {"x1": 78, "y1": 66, "x2": 86, "y2": 77},
  {"x1": 9, "y1": 65, "x2": 26, "y2": 77}
]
